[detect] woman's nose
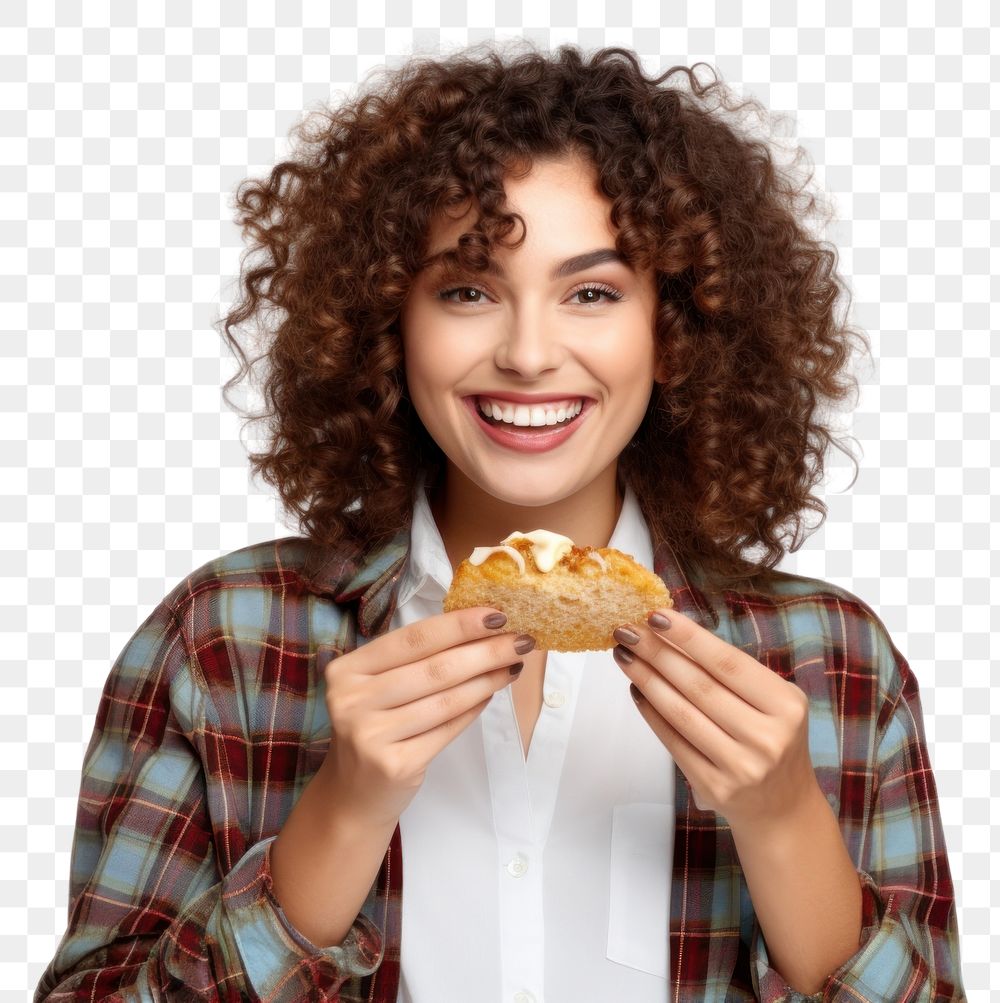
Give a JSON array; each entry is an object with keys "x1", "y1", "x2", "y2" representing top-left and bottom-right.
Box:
[{"x1": 493, "y1": 307, "x2": 564, "y2": 377}]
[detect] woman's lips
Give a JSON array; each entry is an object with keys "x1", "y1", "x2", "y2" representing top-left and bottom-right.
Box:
[{"x1": 462, "y1": 397, "x2": 592, "y2": 453}]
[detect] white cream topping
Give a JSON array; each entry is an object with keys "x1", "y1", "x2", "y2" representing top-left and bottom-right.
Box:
[
  {"x1": 500, "y1": 529, "x2": 574, "y2": 572},
  {"x1": 468, "y1": 544, "x2": 525, "y2": 574},
  {"x1": 468, "y1": 528, "x2": 607, "y2": 575},
  {"x1": 586, "y1": 551, "x2": 607, "y2": 572},
  {"x1": 477, "y1": 397, "x2": 583, "y2": 427}
]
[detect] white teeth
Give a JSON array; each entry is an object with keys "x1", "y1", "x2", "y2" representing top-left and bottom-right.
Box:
[{"x1": 477, "y1": 397, "x2": 583, "y2": 427}]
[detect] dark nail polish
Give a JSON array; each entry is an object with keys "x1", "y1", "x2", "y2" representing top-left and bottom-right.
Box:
[
  {"x1": 613, "y1": 644, "x2": 634, "y2": 665},
  {"x1": 514, "y1": 634, "x2": 536, "y2": 655},
  {"x1": 483, "y1": 612, "x2": 508, "y2": 628},
  {"x1": 648, "y1": 612, "x2": 672, "y2": 630},
  {"x1": 508, "y1": 662, "x2": 524, "y2": 676},
  {"x1": 629, "y1": 682, "x2": 643, "y2": 702},
  {"x1": 613, "y1": 626, "x2": 640, "y2": 646}
]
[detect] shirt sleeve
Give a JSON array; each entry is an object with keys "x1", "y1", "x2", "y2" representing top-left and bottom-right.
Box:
[
  {"x1": 750, "y1": 620, "x2": 967, "y2": 1002},
  {"x1": 33, "y1": 594, "x2": 385, "y2": 1002}
]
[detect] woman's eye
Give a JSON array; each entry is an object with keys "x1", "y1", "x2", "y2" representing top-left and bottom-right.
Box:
[
  {"x1": 571, "y1": 284, "x2": 623, "y2": 306},
  {"x1": 438, "y1": 286, "x2": 489, "y2": 304}
]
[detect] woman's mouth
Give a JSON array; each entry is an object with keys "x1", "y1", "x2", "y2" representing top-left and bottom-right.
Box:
[{"x1": 462, "y1": 396, "x2": 592, "y2": 453}]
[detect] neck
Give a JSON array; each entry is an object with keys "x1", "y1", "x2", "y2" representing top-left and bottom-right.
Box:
[{"x1": 427, "y1": 465, "x2": 624, "y2": 571}]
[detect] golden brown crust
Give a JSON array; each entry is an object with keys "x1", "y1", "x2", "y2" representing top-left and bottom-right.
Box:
[{"x1": 443, "y1": 542, "x2": 673, "y2": 652}]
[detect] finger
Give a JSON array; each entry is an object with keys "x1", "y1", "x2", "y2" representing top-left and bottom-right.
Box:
[
  {"x1": 629, "y1": 681, "x2": 720, "y2": 796},
  {"x1": 402, "y1": 690, "x2": 496, "y2": 766},
  {"x1": 615, "y1": 645, "x2": 739, "y2": 772},
  {"x1": 381, "y1": 660, "x2": 519, "y2": 744},
  {"x1": 631, "y1": 609, "x2": 782, "y2": 712},
  {"x1": 612, "y1": 626, "x2": 768, "y2": 745},
  {"x1": 379, "y1": 632, "x2": 532, "y2": 709},
  {"x1": 349, "y1": 606, "x2": 521, "y2": 674}
]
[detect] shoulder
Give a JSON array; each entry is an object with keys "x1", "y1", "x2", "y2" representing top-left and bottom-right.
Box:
[
  {"x1": 97, "y1": 538, "x2": 368, "y2": 748},
  {"x1": 707, "y1": 567, "x2": 907, "y2": 703},
  {"x1": 155, "y1": 536, "x2": 364, "y2": 681},
  {"x1": 161, "y1": 536, "x2": 325, "y2": 611},
  {"x1": 102, "y1": 539, "x2": 319, "y2": 685},
  {"x1": 719, "y1": 565, "x2": 889, "y2": 638}
]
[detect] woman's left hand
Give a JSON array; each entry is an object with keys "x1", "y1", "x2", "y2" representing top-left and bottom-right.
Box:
[{"x1": 612, "y1": 608, "x2": 821, "y2": 832}]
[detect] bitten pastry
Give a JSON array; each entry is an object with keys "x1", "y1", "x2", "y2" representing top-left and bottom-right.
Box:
[{"x1": 443, "y1": 529, "x2": 673, "y2": 652}]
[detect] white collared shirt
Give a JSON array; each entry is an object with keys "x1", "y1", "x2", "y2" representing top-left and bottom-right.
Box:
[{"x1": 392, "y1": 484, "x2": 675, "y2": 1003}]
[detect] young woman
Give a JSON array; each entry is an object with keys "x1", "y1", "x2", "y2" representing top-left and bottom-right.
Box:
[{"x1": 36, "y1": 42, "x2": 965, "y2": 1001}]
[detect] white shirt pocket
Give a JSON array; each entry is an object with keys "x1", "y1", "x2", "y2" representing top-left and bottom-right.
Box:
[{"x1": 606, "y1": 801, "x2": 673, "y2": 979}]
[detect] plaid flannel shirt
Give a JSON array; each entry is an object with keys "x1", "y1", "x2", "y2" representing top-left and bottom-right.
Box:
[{"x1": 35, "y1": 532, "x2": 966, "y2": 1001}]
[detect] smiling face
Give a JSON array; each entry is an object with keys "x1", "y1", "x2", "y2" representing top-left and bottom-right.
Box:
[{"x1": 398, "y1": 154, "x2": 659, "y2": 552}]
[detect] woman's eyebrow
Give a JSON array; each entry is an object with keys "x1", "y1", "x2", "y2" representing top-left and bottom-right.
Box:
[
  {"x1": 547, "y1": 248, "x2": 627, "y2": 278},
  {"x1": 421, "y1": 246, "x2": 627, "y2": 279}
]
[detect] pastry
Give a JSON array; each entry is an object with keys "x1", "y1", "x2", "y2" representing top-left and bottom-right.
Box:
[{"x1": 443, "y1": 529, "x2": 673, "y2": 652}]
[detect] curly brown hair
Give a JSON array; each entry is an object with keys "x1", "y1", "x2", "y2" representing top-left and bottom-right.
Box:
[{"x1": 217, "y1": 39, "x2": 869, "y2": 586}]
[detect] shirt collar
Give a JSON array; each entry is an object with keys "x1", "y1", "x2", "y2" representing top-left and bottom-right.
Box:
[
  {"x1": 396, "y1": 476, "x2": 454, "y2": 608},
  {"x1": 607, "y1": 481, "x2": 652, "y2": 569}
]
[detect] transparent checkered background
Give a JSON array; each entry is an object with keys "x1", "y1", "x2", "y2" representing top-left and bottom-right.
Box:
[{"x1": 5, "y1": 1, "x2": 993, "y2": 998}]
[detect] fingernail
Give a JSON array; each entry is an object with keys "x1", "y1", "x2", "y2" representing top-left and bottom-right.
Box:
[
  {"x1": 613, "y1": 626, "x2": 640, "y2": 646},
  {"x1": 648, "y1": 612, "x2": 672, "y2": 630},
  {"x1": 508, "y1": 662, "x2": 524, "y2": 676},
  {"x1": 514, "y1": 634, "x2": 536, "y2": 655},
  {"x1": 629, "y1": 682, "x2": 643, "y2": 702},
  {"x1": 613, "y1": 644, "x2": 634, "y2": 665},
  {"x1": 483, "y1": 612, "x2": 507, "y2": 628}
]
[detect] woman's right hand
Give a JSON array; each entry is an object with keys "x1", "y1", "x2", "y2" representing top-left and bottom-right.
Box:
[{"x1": 320, "y1": 608, "x2": 535, "y2": 830}]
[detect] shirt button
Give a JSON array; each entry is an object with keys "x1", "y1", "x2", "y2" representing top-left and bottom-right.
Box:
[
  {"x1": 505, "y1": 853, "x2": 528, "y2": 877},
  {"x1": 513, "y1": 993, "x2": 536, "y2": 1003},
  {"x1": 543, "y1": 689, "x2": 565, "y2": 708}
]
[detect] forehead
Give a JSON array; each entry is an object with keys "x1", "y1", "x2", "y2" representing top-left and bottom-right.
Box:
[{"x1": 420, "y1": 156, "x2": 616, "y2": 269}]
